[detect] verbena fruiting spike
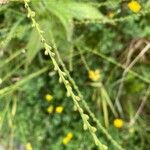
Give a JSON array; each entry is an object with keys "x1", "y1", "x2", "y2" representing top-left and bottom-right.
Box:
[
  {"x1": 83, "y1": 114, "x2": 89, "y2": 120},
  {"x1": 83, "y1": 123, "x2": 88, "y2": 130},
  {"x1": 75, "y1": 96, "x2": 81, "y2": 101},
  {"x1": 23, "y1": 0, "x2": 108, "y2": 149},
  {"x1": 90, "y1": 126, "x2": 97, "y2": 133}
]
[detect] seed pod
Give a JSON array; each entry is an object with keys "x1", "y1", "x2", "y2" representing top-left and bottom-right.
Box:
[
  {"x1": 83, "y1": 123, "x2": 88, "y2": 130},
  {"x1": 75, "y1": 96, "x2": 81, "y2": 101},
  {"x1": 44, "y1": 50, "x2": 49, "y2": 55},
  {"x1": 90, "y1": 126, "x2": 97, "y2": 133},
  {"x1": 59, "y1": 77, "x2": 62, "y2": 83},
  {"x1": 83, "y1": 114, "x2": 89, "y2": 120}
]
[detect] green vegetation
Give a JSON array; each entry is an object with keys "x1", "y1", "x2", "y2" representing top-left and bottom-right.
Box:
[{"x1": 0, "y1": 0, "x2": 150, "y2": 150}]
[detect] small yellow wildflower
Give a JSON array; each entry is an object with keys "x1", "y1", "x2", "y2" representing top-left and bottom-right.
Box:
[
  {"x1": 25, "y1": 142, "x2": 32, "y2": 150},
  {"x1": 108, "y1": 11, "x2": 115, "y2": 18},
  {"x1": 63, "y1": 138, "x2": 69, "y2": 145},
  {"x1": 47, "y1": 105, "x2": 54, "y2": 114},
  {"x1": 128, "y1": 1, "x2": 141, "y2": 13},
  {"x1": 63, "y1": 132, "x2": 73, "y2": 145},
  {"x1": 45, "y1": 94, "x2": 53, "y2": 102},
  {"x1": 55, "y1": 106, "x2": 64, "y2": 113},
  {"x1": 67, "y1": 132, "x2": 73, "y2": 139},
  {"x1": 113, "y1": 118, "x2": 124, "y2": 128},
  {"x1": 88, "y1": 69, "x2": 100, "y2": 81}
]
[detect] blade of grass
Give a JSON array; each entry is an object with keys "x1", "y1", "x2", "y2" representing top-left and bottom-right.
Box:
[{"x1": 0, "y1": 67, "x2": 48, "y2": 97}]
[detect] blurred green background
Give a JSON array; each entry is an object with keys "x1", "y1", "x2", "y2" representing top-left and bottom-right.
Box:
[{"x1": 0, "y1": 0, "x2": 150, "y2": 150}]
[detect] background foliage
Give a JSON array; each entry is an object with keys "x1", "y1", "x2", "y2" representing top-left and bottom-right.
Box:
[{"x1": 0, "y1": 0, "x2": 150, "y2": 150}]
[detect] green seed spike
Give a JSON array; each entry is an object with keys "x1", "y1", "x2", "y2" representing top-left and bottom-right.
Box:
[
  {"x1": 31, "y1": 23, "x2": 36, "y2": 27},
  {"x1": 65, "y1": 80, "x2": 69, "y2": 85},
  {"x1": 73, "y1": 105, "x2": 77, "y2": 111},
  {"x1": 44, "y1": 50, "x2": 48, "y2": 56},
  {"x1": 75, "y1": 96, "x2": 81, "y2": 101},
  {"x1": 61, "y1": 71, "x2": 67, "y2": 77},
  {"x1": 83, "y1": 114, "x2": 89, "y2": 120},
  {"x1": 39, "y1": 30, "x2": 44, "y2": 34},
  {"x1": 83, "y1": 123, "x2": 88, "y2": 130},
  {"x1": 44, "y1": 43, "x2": 52, "y2": 50},
  {"x1": 41, "y1": 38, "x2": 45, "y2": 43},
  {"x1": 66, "y1": 88, "x2": 71, "y2": 97},
  {"x1": 23, "y1": 1, "x2": 109, "y2": 149},
  {"x1": 59, "y1": 77, "x2": 62, "y2": 83},
  {"x1": 80, "y1": 108, "x2": 83, "y2": 113},
  {"x1": 53, "y1": 65, "x2": 58, "y2": 71},
  {"x1": 30, "y1": 11, "x2": 35, "y2": 17},
  {"x1": 50, "y1": 52, "x2": 55, "y2": 57},
  {"x1": 90, "y1": 126, "x2": 97, "y2": 133}
]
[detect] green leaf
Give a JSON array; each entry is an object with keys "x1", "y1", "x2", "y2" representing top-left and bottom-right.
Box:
[
  {"x1": 67, "y1": 2, "x2": 104, "y2": 20},
  {"x1": 42, "y1": 1, "x2": 73, "y2": 40},
  {"x1": 36, "y1": 1, "x2": 105, "y2": 40},
  {"x1": 26, "y1": 29, "x2": 41, "y2": 64}
]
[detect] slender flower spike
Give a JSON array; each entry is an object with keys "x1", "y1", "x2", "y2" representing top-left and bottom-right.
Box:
[
  {"x1": 47, "y1": 105, "x2": 54, "y2": 114},
  {"x1": 55, "y1": 106, "x2": 64, "y2": 113},
  {"x1": 113, "y1": 118, "x2": 124, "y2": 128},
  {"x1": 88, "y1": 69, "x2": 100, "y2": 81},
  {"x1": 63, "y1": 132, "x2": 73, "y2": 145},
  {"x1": 25, "y1": 143, "x2": 32, "y2": 150},
  {"x1": 45, "y1": 94, "x2": 53, "y2": 102},
  {"x1": 128, "y1": 1, "x2": 141, "y2": 13}
]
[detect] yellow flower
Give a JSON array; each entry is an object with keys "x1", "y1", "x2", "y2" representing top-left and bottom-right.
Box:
[
  {"x1": 66, "y1": 132, "x2": 73, "y2": 139},
  {"x1": 63, "y1": 137, "x2": 69, "y2": 145},
  {"x1": 108, "y1": 11, "x2": 115, "y2": 18},
  {"x1": 62, "y1": 132, "x2": 73, "y2": 145},
  {"x1": 47, "y1": 105, "x2": 54, "y2": 114},
  {"x1": 88, "y1": 69, "x2": 100, "y2": 81},
  {"x1": 45, "y1": 94, "x2": 53, "y2": 102},
  {"x1": 25, "y1": 142, "x2": 32, "y2": 150},
  {"x1": 128, "y1": 1, "x2": 141, "y2": 13},
  {"x1": 113, "y1": 118, "x2": 124, "y2": 128},
  {"x1": 55, "y1": 106, "x2": 64, "y2": 113}
]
